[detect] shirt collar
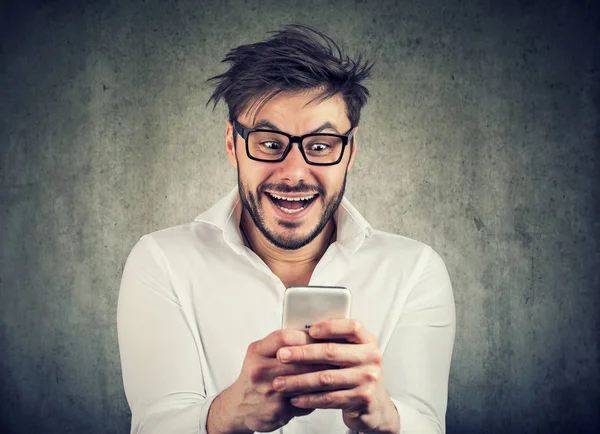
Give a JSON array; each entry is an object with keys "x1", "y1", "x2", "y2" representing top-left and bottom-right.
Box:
[{"x1": 194, "y1": 186, "x2": 373, "y2": 256}]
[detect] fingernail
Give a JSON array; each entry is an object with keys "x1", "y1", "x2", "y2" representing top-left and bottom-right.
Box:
[
  {"x1": 290, "y1": 397, "x2": 300, "y2": 405},
  {"x1": 274, "y1": 378, "x2": 285, "y2": 390},
  {"x1": 309, "y1": 325, "x2": 320, "y2": 336},
  {"x1": 279, "y1": 348, "x2": 291, "y2": 361}
]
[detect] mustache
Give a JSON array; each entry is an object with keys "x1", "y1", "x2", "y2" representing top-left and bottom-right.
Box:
[{"x1": 259, "y1": 182, "x2": 324, "y2": 196}]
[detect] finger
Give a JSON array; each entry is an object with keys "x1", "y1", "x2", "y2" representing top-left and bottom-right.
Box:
[
  {"x1": 251, "y1": 329, "x2": 316, "y2": 357},
  {"x1": 249, "y1": 357, "x2": 337, "y2": 383},
  {"x1": 273, "y1": 366, "x2": 371, "y2": 395},
  {"x1": 283, "y1": 401, "x2": 315, "y2": 418},
  {"x1": 289, "y1": 388, "x2": 360, "y2": 410},
  {"x1": 277, "y1": 342, "x2": 381, "y2": 366},
  {"x1": 308, "y1": 319, "x2": 376, "y2": 344},
  {"x1": 269, "y1": 362, "x2": 339, "y2": 379}
]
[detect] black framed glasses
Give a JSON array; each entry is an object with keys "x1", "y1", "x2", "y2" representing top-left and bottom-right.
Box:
[{"x1": 232, "y1": 120, "x2": 354, "y2": 166}]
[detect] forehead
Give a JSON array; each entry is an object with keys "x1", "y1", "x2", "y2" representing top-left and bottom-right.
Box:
[{"x1": 241, "y1": 89, "x2": 350, "y2": 129}]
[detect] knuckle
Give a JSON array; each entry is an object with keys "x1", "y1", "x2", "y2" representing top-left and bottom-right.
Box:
[
  {"x1": 257, "y1": 382, "x2": 274, "y2": 397},
  {"x1": 272, "y1": 401, "x2": 286, "y2": 416},
  {"x1": 247, "y1": 340, "x2": 261, "y2": 356},
  {"x1": 278, "y1": 330, "x2": 292, "y2": 346},
  {"x1": 351, "y1": 319, "x2": 362, "y2": 336},
  {"x1": 364, "y1": 369, "x2": 380, "y2": 383},
  {"x1": 275, "y1": 329, "x2": 290, "y2": 345},
  {"x1": 319, "y1": 371, "x2": 334, "y2": 386},
  {"x1": 373, "y1": 352, "x2": 383, "y2": 365},
  {"x1": 261, "y1": 412, "x2": 278, "y2": 426},
  {"x1": 247, "y1": 365, "x2": 264, "y2": 383},
  {"x1": 299, "y1": 346, "x2": 310, "y2": 361},
  {"x1": 357, "y1": 390, "x2": 373, "y2": 406},
  {"x1": 264, "y1": 402, "x2": 286, "y2": 425},
  {"x1": 356, "y1": 411, "x2": 377, "y2": 428},
  {"x1": 278, "y1": 329, "x2": 304, "y2": 347},
  {"x1": 319, "y1": 393, "x2": 333, "y2": 405},
  {"x1": 266, "y1": 329, "x2": 283, "y2": 347},
  {"x1": 325, "y1": 342, "x2": 338, "y2": 359},
  {"x1": 369, "y1": 347, "x2": 383, "y2": 365}
]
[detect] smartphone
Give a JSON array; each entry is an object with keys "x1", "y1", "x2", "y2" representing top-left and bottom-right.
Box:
[{"x1": 281, "y1": 286, "x2": 351, "y2": 331}]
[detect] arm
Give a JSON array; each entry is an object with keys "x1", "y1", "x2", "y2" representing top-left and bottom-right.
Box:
[
  {"x1": 383, "y1": 247, "x2": 456, "y2": 434},
  {"x1": 117, "y1": 236, "x2": 213, "y2": 433},
  {"x1": 118, "y1": 236, "x2": 328, "y2": 433}
]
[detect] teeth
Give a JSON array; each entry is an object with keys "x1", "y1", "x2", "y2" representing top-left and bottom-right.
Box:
[
  {"x1": 276, "y1": 204, "x2": 307, "y2": 214},
  {"x1": 269, "y1": 193, "x2": 315, "y2": 201}
]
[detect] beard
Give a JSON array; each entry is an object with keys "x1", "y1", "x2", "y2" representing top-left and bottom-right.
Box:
[{"x1": 237, "y1": 172, "x2": 348, "y2": 251}]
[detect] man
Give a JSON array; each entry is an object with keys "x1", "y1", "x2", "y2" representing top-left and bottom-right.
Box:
[{"x1": 117, "y1": 25, "x2": 455, "y2": 434}]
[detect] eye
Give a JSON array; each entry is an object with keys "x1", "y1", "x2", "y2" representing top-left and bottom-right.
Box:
[
  {"x1": 308, "y1": 143, "x2": 329, "y2": 152},
  {"x1": 261, "y1": 141, "x2": 282, "y2": 150}
]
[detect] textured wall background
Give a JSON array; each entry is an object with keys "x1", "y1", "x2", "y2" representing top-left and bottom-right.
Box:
[{"x1": 1, "y1": 0, "x2": 598, "y2": 433}]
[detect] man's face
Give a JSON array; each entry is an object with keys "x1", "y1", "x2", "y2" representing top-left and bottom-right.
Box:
[{"x1": 225, "y1": 90, "x2": 357, "y2": 250}]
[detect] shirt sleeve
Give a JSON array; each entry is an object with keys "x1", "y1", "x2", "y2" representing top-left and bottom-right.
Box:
[
  {"x1": 117, "y1": 236, "x2": 216, "y2": 433},
  {"x1": 383, "y1": 247, "x2": 456, "y2": 434}
]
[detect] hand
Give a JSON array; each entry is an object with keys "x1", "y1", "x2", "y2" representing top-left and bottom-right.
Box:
[
  {"x1": 211, "y1": 329, "x2": 336, "y2": 433},
  {"x1": 272, "y1": 319, "x2": 400, "y2": 434}
]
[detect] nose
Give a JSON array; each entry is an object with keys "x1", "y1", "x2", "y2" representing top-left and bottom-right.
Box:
[{"x1": 275, "y1": 142, "x2": 311, "y2": 183}]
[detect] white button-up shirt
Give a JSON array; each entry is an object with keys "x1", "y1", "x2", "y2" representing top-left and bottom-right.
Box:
[{"x1": 117, "y1": 187, "x2": 455, "y2": 434}]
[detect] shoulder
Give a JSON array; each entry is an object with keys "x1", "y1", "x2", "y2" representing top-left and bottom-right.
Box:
[
  {"x1": 366, "y1": 228, "x2": 439, "y2": 261},
  {"x1": 368, "y1": 229, "x2": 431, "y2": 254},
  {"x1": 359, "y1": 229, "x2": 450, "y2": 281},
  {"x1": 366, "y1": 230, "x2": 454, "y2": 307},
  {"x1": 128, "y1": 221, "x2": 221, "y2": 263}
]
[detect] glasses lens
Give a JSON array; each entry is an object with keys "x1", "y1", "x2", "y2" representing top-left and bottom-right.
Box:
[
  {"x1": 302, "y1": 135, "x2": 344, "y2": 163},
  {"x1": 247, "y1": 131, "x2": 345, "y2": 164},
  {"x1": 247, "y1": 131, "x2": 290, "y2": 160}
]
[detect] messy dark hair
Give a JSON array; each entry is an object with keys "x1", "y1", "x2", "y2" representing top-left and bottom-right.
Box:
[{"x1": 206, "y1": 25, "x2": 373, "y2": 127}]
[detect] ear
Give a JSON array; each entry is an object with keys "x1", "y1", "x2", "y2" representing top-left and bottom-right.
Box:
[
  {"x1": 225, "y1": 120, "x2": 238, "y2": 169},
  {"x1": 347, "y1": 127, "x2": 358, "y2": 172}
]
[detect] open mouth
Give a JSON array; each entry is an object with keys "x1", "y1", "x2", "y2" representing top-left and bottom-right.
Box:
[{"x1": 265, "y1": 192, "x2": 318, "y2": 214}]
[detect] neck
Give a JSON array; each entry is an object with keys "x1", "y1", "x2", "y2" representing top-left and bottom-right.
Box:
[{"x1": 239, "y1": 210, "x2": 336, "y2": 269}]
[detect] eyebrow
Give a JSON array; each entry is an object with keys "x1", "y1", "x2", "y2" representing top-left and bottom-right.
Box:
[{"x1": 252, "y1": 120, "x2": 341, "y2": 135}]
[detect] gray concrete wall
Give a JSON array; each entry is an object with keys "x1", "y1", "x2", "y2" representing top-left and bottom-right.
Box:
[{"x1": 1, "y1": 0, "x2": 598, "y2": 432}]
